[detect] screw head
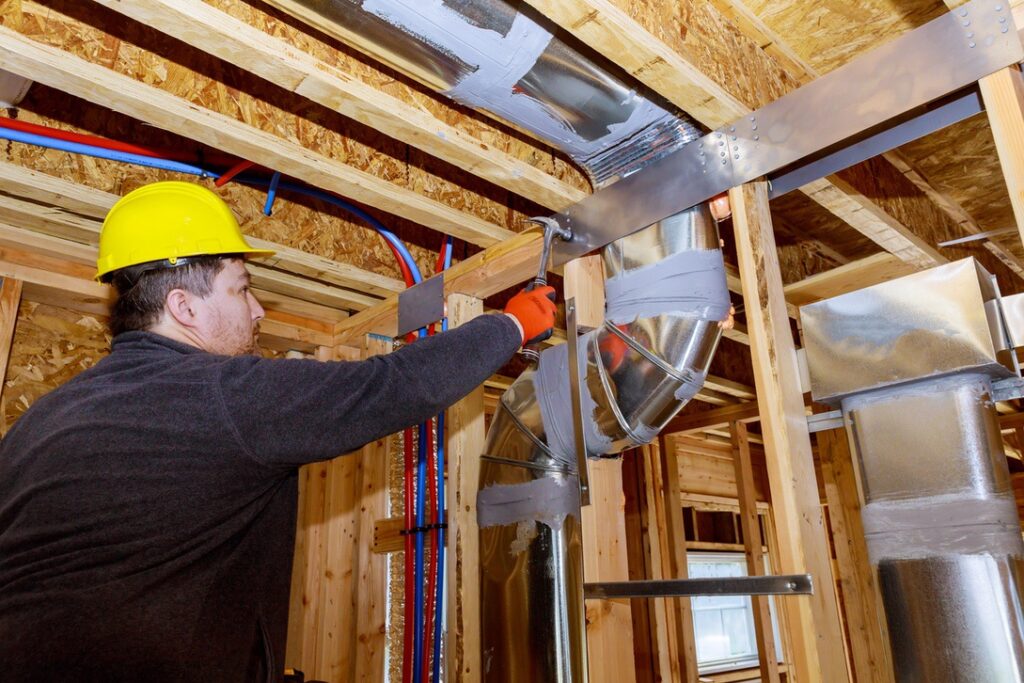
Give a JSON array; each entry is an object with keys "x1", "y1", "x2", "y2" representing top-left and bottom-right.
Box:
[{"x1": 969, "y1": 40, "x2": 977, "y2": 47}]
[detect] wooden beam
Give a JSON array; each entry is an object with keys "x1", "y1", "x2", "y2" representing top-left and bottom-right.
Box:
[
  {"x1": 817, "y1": 428, "x2": 895, "y2": 683},
  {"x1": 730, "y1": 181, "x2": 848, "y2": 683},
  {"x1": 0, "y1": 162, "x2": 406, "y2": 297},
  {"x1": 799, "y1": 176, "x2": 944, "y2": 270},
  {"x1": 663, "y1": 401, "x2": 763, "y2": 435},
  {"x1": 0, "y1": 23, "x2": 513, "y2": 247},
  {"x1": 351, "y1": 335, "x2": 393, "y2": 682},
  {"x1": 783, "y1": 253, "x2": 916, "y2": 308},
  {"x1": 730, "y1": 422, "x2": 780, "y2": 683},
  {"x1": 0, "y1": 277, "x2": 23, "y2": 392},
  {"x1": 91, "y1": 0, "x2": 587, "y2": 213},
  {"x1": 446, "y1": 293, "x2": 486, "y2": 683},
  {"x1": 980, "y1": 65, "x2": 1024, "y2": 249},
  {"x1": 636, "y1": 443, "x2": 680, "y2": 683}
]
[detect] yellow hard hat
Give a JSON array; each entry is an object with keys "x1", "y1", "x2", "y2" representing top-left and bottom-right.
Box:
[{"x1": 96, "y1": 181, "x2": 275, "y2": 282}]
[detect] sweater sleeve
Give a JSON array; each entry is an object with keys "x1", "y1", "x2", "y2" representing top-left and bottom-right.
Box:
[{"x1": 215, "y1": 313, "x2": 522, "y2": 468}]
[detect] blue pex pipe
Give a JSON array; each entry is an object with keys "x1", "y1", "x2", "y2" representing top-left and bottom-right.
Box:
[
  {"x1": 0, "y1": 128, "x2": 426, "y2": 285},
  {"x1": 263, "y1": 171, "x2": 282, "y2": 216},
  {"x1": 0, "y1": 127, "x2": 216, "y2": 177},
  {"x1": 413, "y1": 421, "x2": 428, "y2": 683}
]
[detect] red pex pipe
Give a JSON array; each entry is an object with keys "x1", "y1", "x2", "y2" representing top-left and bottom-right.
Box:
[
  {"x1": 422, "y1": 418, "x2": 437, "y2": 683},
  {"x1": 0, "y1": 116, "x2": 240, "y2": 167},
  {"x1": 403, "y1": 426, "x2": 416, "y2": 683}
]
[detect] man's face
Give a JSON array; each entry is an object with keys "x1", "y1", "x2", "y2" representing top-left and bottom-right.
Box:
[{"x1": 195, "y1": 259, "x2": 265, "y2": 356}]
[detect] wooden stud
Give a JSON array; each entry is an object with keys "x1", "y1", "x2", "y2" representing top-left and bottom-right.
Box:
[
  {"x1": 580, "y1": 458, "x2": 638, "y2": 683},
  {"x1": 660, "y1": 435, "x2": 700, "y2": 682},
  {"x1": 638, "y1": 441, "x2": 682, "y2": 683},
  {"x1": 445, "y1": 293, "x2": 486, "y2": 683},
  {"x1": 562, "y1": 255, "x2": 605, "y2": 331},
  {"x1": 0, "y1": 277, "x2": 23, "y2": 415},
  {"x1": 730, "y1": 421, "x2": 780, "y2": 683},
  {"x1": 817, "y1": 428, "x2": 895, "y2": 683},
  {"x1": 351, "y1": 335, "x2": 394, "y2": 682},
  {"x1": 980, "y1": 65, "x2": 1024, "y2": 248},
  {"x1": 564, "y1": 255, "x2": 636, "y2": 683},
  {"x1": 730, "y1": 181, "x2": 848, "y2": 683}
]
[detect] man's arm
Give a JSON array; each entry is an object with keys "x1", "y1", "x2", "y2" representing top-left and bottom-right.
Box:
[{"x1": 217, "y1": 313, "x2": 522, "y2": 468}]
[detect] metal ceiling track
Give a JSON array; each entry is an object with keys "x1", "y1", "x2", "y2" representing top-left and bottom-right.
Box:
[{"x1": 551, "y1": 0, "x2": 1023, "y2": 266}]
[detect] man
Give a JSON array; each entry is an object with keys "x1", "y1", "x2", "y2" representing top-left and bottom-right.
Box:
[{"x1": 0, "y1": 181, "x2": 556, "y2": 682}]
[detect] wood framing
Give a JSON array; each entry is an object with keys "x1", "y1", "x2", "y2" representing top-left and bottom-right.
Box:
[
  {"x1": 730, "y1": 181, "x2": 848, "y2": 683},
  {"x1": 0, "y1": 278, "x2": 23, "y2": 393},
  {"x1": 730, "y1": 421, "x2": 780, "y2": 683},
  {"x1": 351, "y1": 336, "x2": 393, "y2": 682},
  {"x1": 659, "y1": 435, "x2": 700, "y2": 682},
  {"x1": 517, "y1": 0, "x2": 975, "y2": 279},
  {"x1": 445, "y1": 293, "x2": 486, "y2": 683},
  {"x1": 0, "y1": 24, "x2": 512, "y2": 247},
  {"x1": 90, "y1": 0, "x2": 587, "y2": 213},
  {"x1": 817, "y1": 428, "x2": 895, "y2": 683},
  {"x1": 981, "y1": 65, "x2": 1024, "y2": 247}
]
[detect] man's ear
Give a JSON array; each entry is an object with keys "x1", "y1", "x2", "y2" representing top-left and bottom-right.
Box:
[{"x1": 164, "y1": 288, "x2": 199, "y2": 328}]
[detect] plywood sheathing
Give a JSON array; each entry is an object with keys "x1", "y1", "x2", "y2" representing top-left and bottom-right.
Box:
[
  {"x1": 601, "y1": 0, "x2": 799, "y2": 116},
  {"x1": 742, "y1": 0, "x2": 946, "y2": 77},
  {"x1": 898, "y1": 113, "x2": 1023, "y2": 257},
  {"x1": 1, "y1": 302, "x2": 107, "y2": 433},
  {"x1": 0, "y1": 0, "x2": 551, "y2": 251}
]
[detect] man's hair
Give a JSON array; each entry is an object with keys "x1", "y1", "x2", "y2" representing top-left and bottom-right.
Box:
[{"x1": 108, "y1": 255, "x2": 236, "y2": 337}]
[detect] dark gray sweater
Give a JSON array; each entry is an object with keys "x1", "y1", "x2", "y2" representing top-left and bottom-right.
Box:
[{"x1": 0, "y1": 314, "x2": 520, "y2": 682}]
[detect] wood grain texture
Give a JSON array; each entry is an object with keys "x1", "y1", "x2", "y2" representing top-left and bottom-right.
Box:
[
  {"x1": 581, "y1": 458, "x2": 638, "y2": 683},
  {"x1": 0, "y1": 278, "x2": 23, "y2": 393},
  {"x1": 981, "y1": 66, "x2": 1024, "y2": 254},
  {"x1": 351, "y1": 336, "x2": 393, "y2": 682},
  {"x1": 445, "y1": 293, "x2": 485, "y2": 683},
  {"x1": 0, "y1": 8, "x2": 513, "y2": 247},
  {"x1": 730, "y1": 422, "x2": 780, "y2": 683},
  {"x1": 91, "y1": 0, "x2": 588, "y2": 213},
  {"x1": 818, "y1": 428, "x2": 895, "y2": 683},
  {"x1": 660, "y1": 435, "x2": 700, "y2": 681},
  {"x1": 730, "y1": 181, "x2": 848, "y2": 683}
]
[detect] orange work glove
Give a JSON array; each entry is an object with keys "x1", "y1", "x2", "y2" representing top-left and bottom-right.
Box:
[{"x1": 504, "y1": 285, "x2": 557, "y2": 346}]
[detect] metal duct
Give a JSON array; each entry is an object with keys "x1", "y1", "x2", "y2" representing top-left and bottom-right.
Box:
[
  {"x1": 478, "y1": 204, "x2": 728, "y2": 682},
  {"x1": 802, "y1": 259, "x2": 1024, "y2": 681},
  {"x1": 271, "y1": 2, "x2": 728, "y2": 680},
  {"x1": 268, "y1": 0, "x2": 701, "y2": 186}
]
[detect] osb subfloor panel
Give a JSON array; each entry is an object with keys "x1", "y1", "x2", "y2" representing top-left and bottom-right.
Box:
[
  {"x1": 1, "y1": 302, "x2": 286, "y2": 434},
  {"x1": 897, "y1": 112, "x2": 1024, "y2": 261},
  {"x1": 744, "y1": 0, "x2": 947, "y2": 74},
  {"x1": 2, "y1": 302, "x2": 109, "y2": 433}
]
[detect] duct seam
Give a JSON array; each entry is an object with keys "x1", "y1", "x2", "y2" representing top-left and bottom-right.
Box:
[
  {"x1": 589, "y1": 331, "x2": 649, "y2": 448},
  {"x1": 861, "y1": 494, "x2": 1024, "y2": 561}
]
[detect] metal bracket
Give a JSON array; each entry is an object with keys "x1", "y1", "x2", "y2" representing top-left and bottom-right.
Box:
[
  {"x1": 993, "y1": 376, "x2": 1024, "y2": 402},
  {"x1": 807, "y1": 410, "x2": 844, "y2": 433},
  {"x1": 396, "y1": 273, "x2": 444, "y2": 338},
  {"x1": 566, "y1": 298, "x2": 591, "y2": 506},
  {"x1": 549, "y1": 0, "x2": 1021, "y2": 266},
  {"x1": 584, "y1": 574, "x2": 814, "y2": 599}
]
